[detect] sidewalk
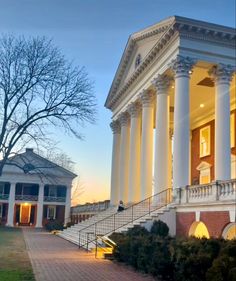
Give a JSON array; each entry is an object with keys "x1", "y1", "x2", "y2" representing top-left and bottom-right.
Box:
[{"x1": 23, "y1": 229, "x2": 156, "y2": 281}]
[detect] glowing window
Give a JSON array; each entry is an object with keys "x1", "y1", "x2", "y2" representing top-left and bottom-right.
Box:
[
  {"x1": 222, "y1": 223, "x2": 236, "y2": 240},
  {"x1": 47, "y1": 206, "x2": 56, "y2": 220},
  {"x1": 231, "y1": 113, "x2": 235, "y2": 148},
  {"x1": 135, "y1": 54, "x2": 141, "y2": 68},
  {"x1": 200, "y1": 126, "x2": 211, "y2": 157},
  {"x1": 189, "y1": 221, "x2": 210, "y2": 238}
]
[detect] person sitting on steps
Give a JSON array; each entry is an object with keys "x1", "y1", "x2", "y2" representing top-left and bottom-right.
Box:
[{"x1": 117, "y1": 200, "x2": 125, "y2": 212}]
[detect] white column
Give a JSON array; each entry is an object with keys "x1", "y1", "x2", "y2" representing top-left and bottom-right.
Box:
[
  {"x1": 128, "y1": 102, "x2": 141, "y2": 203},
  {"x1": 153, "y1": 75, "x2": 171, "y2": 194},
  {"x1": 36, "y1": 184, "x2": 44, "y2": 227},
  {"x1": 6, "y1": 182, "x2": 16, "y2": 227},
  {"x1": 140, "y1": 90, "x2": 154, "y2": 200},
  {"x1": 170, "y1": 56, "x2": 195, "y2": 189},
  {"x1": 110, "y1": 120, "x2": 121, "y2": 206},
  {"x1": 209, "y1": 64, "x2": 234, "y2": 180},
  {"x1": 118, "y1": 112, "x2": 130, "y2": 203},
  {"x1": 64, "y1": 186, "x2": 71, "y2": 224},
  {"x1": 168, "y1": 128, "x2": 173, "y2": 188}
]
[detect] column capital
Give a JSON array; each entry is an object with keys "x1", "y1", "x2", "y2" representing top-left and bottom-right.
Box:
[
  {"x1": 169, "y1": 55, "x2": 196, "y2": 78},
  {"x1": 110, "y1": 120, "x2": 121, "y2": 134},
  {"x1": 208, "y1": 64, "x2": 234, "y2": 85},
  {"x1": 127, "y1": 101, "x2": 142, "y2": 118},
  {"x1": 139, "y1": 89, "x2": 155, "y2": 107},
  {"x1": 152, "y1": 74, "x2": 173, "y2": 95},
  {"x1": 118, "y1": 112, "x2": 130, "y2": 126}
]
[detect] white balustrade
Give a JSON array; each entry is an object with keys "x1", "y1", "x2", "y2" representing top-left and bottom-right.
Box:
[{"x1": 177, "y1": 179, "x2": 236, "y2": 204}]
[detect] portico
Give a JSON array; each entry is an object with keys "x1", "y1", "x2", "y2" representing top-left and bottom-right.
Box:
[{"x1": 105, "y1": 16, "x2": 236, "y2": 206}]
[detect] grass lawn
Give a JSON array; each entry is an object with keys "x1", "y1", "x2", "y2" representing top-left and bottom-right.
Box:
[{"x1": 0, "y1": 227, "x2": 35, "y2": 281}]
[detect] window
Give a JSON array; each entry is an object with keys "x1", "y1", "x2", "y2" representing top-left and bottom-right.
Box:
[
  {"x1": 200, "y1": 126, "x2": 211, "y2": 157},
  {"x1": 135, "y1": 54, "x2": 141, "y2": 68},
  {"x1": 197, "y1": 161, "x2": 211, "y2": 184},
  {"x1": 47, "y1": 206, "x2": 56, "y2": 220},
  {"x1": 231, "y1": 113, "x2": 235, "y2": 148},
  {"x1": 0, "y1": 183, "x2": 4, "y2": 195},
  {"x1": 48, "y1": 186, "x2": 57, "y2": 197},
  {"x1": 0, "y1": 204, "x2": 2, "y2": 218}
]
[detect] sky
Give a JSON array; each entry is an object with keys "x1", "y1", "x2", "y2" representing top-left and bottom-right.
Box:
[{"x1": 0, "y1": 0, "x2": 235, "y2": 204}]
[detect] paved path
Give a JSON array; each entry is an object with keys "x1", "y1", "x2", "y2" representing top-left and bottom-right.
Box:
[{"x1": 23, "y1": 229, "x2": 156, "y2": 281}]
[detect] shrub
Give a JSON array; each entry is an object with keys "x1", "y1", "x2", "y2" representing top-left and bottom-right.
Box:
[
  {"x1": 206, "y1": 240, "x2": 236, "y2": 281},
  {"x1": 45, "y1": 219, "x2": 64, "y2": 231},
  {"x1": 127, "y1": 225, "x2": 149, "y2": 237},
  {"x1": 151, "y1": 220, "x2": 169, "y2": 237}
]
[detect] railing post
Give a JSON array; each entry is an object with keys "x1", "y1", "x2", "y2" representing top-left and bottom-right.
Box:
[
  {"x1": 113, "y1": 215, "x2": 115, "y2": 231},
  {"x1": 149, "y1": 197, "x2": 151, "y2": 214},
  {"x1": 86, "y1": 233, "x2": 89, "y2": 252},
  {"x1": 78, "y1": 231, "x2": 81, "y2": 248},
  {"x1": 95, "y1": 236, "x2": 98, "y2": 258},
  {"x1": 131, "y1": 206, "x2": 133, "y2": 221}
]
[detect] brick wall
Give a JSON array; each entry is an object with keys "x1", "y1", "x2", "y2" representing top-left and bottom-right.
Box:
[
  {"x1": 176, "y1": 212, "x2": 195, "y2": 236},
  {"x1": 200, "y1": 211, "x2": 230, "y2": 237},
  {"x1": 191, "y1": 109, "x2": 236, "y2": 184},
  {"x1": 176, "y1": 211, "x2": 230, "y2": 238}
]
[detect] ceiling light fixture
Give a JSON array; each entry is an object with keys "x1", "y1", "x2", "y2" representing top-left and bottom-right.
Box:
[{"x1": 200, "y1": 104, "x2": 204, "y2": 108}]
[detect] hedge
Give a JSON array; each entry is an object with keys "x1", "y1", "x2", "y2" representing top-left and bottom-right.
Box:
[{"x1": 110, "y1": 221, "x2": 236, "y2": 281}]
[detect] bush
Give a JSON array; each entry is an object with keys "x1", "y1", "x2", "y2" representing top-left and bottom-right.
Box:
[
  {"x1": 151, "y1": 220, "x2": 169, "y2": 237},
  {"x1": 45, "y1": 219, "x2": 64, "y2": 231},
  {"x1": 206, "y1": 240, "x2": 236, "y2": 281}
]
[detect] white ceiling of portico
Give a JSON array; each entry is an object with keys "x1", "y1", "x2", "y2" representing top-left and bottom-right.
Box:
[{"x1": 168, "y1": 65, "x2": 236, "y2": 129}]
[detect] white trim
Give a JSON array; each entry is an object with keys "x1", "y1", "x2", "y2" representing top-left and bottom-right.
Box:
[
  {"x1": 222, "y1": 222, "x2": 236, "y2": 239},
  {"x1": 47, "y1": 205, "x2": 56, "y2": 220}
]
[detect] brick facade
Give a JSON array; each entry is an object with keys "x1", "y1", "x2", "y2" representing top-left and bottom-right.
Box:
[
  {"x1": 176, "y1": 211, "x2": 231, "y2": 238},
  {"x1": 191, "y1": 109, "x2": 236, "y2": 184},
  {"x1": 176, "y1": 212, "x2": 195, "y2": 236}
]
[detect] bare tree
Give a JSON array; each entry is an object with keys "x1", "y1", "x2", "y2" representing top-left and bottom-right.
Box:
[
  {"x1": 71, "y1": 177, "x2": 85, "y2": 206},
  {"x1": 0, "y1": 35, "x2": 96, "y2": 176}
]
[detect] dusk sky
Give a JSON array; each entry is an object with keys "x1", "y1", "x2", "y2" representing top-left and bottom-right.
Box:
[{"x1": 0, "y1": 0, "x2": 235, "y2": 203}]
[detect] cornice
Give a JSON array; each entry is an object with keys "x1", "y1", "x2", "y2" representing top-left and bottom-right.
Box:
[{"x1": 105, "y1": 16, "x2": 236, "y2": 111}]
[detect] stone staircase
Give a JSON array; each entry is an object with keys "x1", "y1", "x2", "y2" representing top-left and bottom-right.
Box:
[{"x1": 58, "y1": 188, "x2": 175, "y2": 252}]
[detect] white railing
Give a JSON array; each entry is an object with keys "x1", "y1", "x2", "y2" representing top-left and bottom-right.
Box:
[
  {"x1": 44, "y1": 196, "x2": 66, "y2": 202},
  {"x1": 0, "y1": 194, "x2": 9, "y2": 200},
  {"x1": 175, "y1": 179, "x2": 236, "y2": 204},
  {"x1": 15, "y1": 194, "x2": 38, "y2": 201}
]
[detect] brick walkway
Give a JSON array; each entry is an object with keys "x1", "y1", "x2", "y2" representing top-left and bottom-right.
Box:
[{"x1": 23, "y1": 229, "x2": 156, "y2": 281}]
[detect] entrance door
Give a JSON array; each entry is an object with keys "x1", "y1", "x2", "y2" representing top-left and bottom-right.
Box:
[{"x1": 20, "y1": 204, "x2": 31, "y2": 224}]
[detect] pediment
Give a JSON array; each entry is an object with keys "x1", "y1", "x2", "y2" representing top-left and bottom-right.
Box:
[
  {"x1": 196, "y1": 161, "x2": 212, "y2": 171},
  {"x1": 105, "y1": 16, "x2": 175, "y2": 108},
  {"x1": 119, "y1": 33, "x2": 165, "y2": 87},
  {"x1": 105, "y1": 16, "x2": 236, "y2": 111},
  {"x1": 1, "y1": 149, "x2": 77, "y2": 179}
]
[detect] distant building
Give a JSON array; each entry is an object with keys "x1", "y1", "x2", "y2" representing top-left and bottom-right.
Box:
[
  {"x1": 0, "y1": 148, "x2": 77, "y2": 227},
  {"x1": 71, "y1": 200, "x2": 110, "y2": 223}
]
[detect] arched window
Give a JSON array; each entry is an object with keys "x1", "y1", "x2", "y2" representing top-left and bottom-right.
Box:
[
  {"x1": 222, "y1": 223, "x2": 236, "y2": 240},
  {"x1": 135, "y1": 54, "x2": 141, "y2": 68},
  {"x1": 189, "y1": 221, "x2": 210, "y2": 238}
]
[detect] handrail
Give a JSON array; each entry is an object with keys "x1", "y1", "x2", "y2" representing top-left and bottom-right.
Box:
[{"x1": 78, "y1": 188, "x2": 172, "y2": 249}]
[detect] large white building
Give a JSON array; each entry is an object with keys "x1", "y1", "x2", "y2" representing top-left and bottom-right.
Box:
[
  {"x1": 0, "y1": 148, "x2": 76, "y2": 227},
  {"x1": 105, "y1": 16, "x2": 236, "y2": 238}
]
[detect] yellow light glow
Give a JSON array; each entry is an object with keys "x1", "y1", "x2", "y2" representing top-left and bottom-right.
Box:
[
  {"x1": 200, "y1": 104, "x2": 204, "y2": 108},
  {"x1": 225, "y1": 225, "x2": 236, "y2": 240},
  {"x1": 189, "y1": 221, "x2": 210, "y2": 239}
]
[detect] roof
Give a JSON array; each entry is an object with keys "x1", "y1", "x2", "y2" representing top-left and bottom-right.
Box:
[
  {"x1": 105, "y1": 15, "x2": 236, "y2": 110},
  {"x1": 1, "y1": 148, "x2": 77, "y2": 179}
]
